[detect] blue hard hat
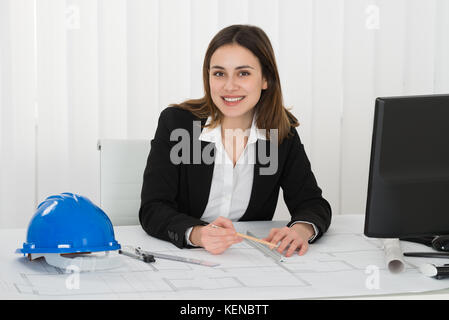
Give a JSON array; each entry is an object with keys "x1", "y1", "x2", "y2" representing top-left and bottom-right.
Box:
[{"x1": 16, "y1": 192, "x2": 121, "y2": 254}]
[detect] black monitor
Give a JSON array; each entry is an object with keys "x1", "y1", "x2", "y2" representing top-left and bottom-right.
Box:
[{"x1": 364, "y1": 94, "x2": 449, "y2": 244}]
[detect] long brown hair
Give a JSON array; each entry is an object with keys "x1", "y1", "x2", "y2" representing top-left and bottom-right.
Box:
[{"x1": 169, "y1": 24, "x2": 299, "y2": 143}]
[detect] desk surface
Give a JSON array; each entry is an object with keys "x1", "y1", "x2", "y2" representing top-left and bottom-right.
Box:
[{"x1": 1, "y1": 215, "x2": 448, "y2": 300}]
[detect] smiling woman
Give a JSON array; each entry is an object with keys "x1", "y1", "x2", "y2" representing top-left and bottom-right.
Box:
[
  {"x1": 172, "y1": 24, "x2": 297, "y2": 144},
  {"x1": 209, "y1": 44, "x2": 267, "y2": 129},
  {"x1": 139, "y1": 24, "x2": 332, "y2": 257}
]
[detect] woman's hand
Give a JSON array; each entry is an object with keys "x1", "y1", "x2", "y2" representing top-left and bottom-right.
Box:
[
  {"x1": 189, "y1": 216, "x2": 242, "y2": 255},
  {"x1": 263, "y1": 223, "x2": 314, "y2": 257}
]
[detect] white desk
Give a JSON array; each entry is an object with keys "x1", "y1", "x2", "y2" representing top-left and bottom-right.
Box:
[{"x1": 1, "y1": 215, "x2": 448, "y2": 299}]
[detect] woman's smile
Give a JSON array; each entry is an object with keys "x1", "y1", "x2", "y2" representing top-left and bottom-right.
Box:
[{"x1": 221, "y1": 95, "x2": 246, "y2": 106}]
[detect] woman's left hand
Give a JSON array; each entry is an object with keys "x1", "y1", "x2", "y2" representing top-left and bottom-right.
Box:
[{"x1": 262, "y1": 223, "x2": 314, "y2": 257}]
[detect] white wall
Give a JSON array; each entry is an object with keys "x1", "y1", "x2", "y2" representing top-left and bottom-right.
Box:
[{"x1": 1, "y1": 0, "x2": 449, "y2": 227}]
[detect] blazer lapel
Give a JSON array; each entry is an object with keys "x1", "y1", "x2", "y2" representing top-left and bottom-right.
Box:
[{"x1": 187, "y1": 118, "x2": 216, "y2": 219}]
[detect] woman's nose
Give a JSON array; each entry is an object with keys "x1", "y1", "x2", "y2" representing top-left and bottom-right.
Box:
[{"x1": 224, "y1": 76, "x2": 239, "y2": 91}]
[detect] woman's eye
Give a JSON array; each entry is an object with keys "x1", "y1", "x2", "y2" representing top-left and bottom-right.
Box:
[{"x1": 212, "y1": 71, "x2": 250, "y2": 77}]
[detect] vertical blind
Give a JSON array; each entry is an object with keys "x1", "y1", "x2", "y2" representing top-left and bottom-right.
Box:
[{"x1": 1, "y1": 0, "x2": 448, "y2": 228}]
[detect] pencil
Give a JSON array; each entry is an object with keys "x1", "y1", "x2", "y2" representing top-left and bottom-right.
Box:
[
  {"x1": 236, "y1": 232, "x2": 277, "y2": 249},
  {"x1": 210, "y1": 224, "x2": 276, "y2": 249}
]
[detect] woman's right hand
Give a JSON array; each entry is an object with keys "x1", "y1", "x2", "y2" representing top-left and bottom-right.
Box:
[{"x1": 189, "y1": 216, "x2": 242, "y2": 255}]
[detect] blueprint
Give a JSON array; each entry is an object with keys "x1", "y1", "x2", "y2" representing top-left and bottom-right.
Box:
[{"x1": 1, "y1": 215, "x2": 448, "y2": 299}]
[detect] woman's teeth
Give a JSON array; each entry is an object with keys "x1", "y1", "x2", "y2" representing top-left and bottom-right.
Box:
[{"x1": 223, "y1": 96, "x2": 244, "y2": 102}]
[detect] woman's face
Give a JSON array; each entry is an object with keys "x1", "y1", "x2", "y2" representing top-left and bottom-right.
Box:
[{"x1": 209, "y1": 44, "x2": 267, "y2": 120}]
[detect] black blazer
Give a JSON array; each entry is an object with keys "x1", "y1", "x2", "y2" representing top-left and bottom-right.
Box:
[{"x1": 139, "y1": 106, "x2": 332, "y2": 248}]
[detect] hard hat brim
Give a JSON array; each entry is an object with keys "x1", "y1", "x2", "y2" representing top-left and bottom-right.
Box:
[{"x1": 16, "y1": 243, "x2": 121, "y2": 254}]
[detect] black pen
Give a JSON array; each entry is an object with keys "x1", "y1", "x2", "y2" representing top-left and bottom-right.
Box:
[{"x1": 403, "y1": 252, "x2": 449, "y2": 259}]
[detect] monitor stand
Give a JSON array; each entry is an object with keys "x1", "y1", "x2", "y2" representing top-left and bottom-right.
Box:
[{"x1": 400, "y1": 236, "x2": 434, "y2": 246}]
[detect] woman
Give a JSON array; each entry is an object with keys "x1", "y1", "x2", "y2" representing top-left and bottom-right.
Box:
[{"x1": 139, "y1": 24, "x2": 331, "y2": 257}]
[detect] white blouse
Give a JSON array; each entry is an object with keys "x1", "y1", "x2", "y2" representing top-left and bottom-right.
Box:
[{"x1": 185, "y1": 113, "x2": 317, "y2": 246}]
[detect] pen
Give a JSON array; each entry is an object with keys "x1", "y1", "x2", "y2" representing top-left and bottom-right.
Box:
[{"x1": 403, "y1": 252, "x2": 449, "y2": 259}]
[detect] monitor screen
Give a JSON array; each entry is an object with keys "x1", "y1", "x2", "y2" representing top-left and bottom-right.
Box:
[{"x1": 364, "y1": 94, "x2": 449, "y2": 238}]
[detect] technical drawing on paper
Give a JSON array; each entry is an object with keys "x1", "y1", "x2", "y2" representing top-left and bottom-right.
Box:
[{"x1": 1, "y1": 219, "x2": 448, "y2": 299}]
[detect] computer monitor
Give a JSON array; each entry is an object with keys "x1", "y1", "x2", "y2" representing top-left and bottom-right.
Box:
[{"x1": 364, "y1": 94, "x2": 449, "y2": 240}]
